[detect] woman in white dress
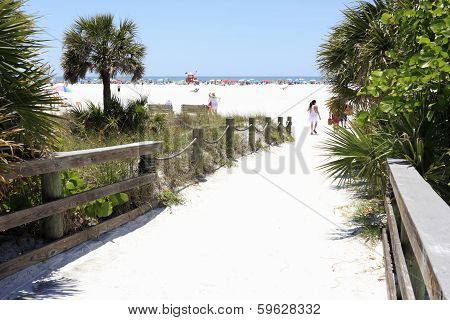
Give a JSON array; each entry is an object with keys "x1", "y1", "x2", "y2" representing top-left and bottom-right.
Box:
[
  {"x1": 308, "y1": 100, "x2": 321, "y2": 135},
  {"x1": 208, "y1": 92, "x2": 220, "y2": 113}
]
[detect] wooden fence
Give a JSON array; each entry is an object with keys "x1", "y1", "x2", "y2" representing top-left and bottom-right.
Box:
[
  {"x1": 147, "y1": 104, "x2": 173, "y2": 114},
  {"x1": 383, "y1": 159, "x2": 450, "y2": 300},
  {"x1": 181, "y1": 104, "x2": 208, "y2": 114},
  {"x1": 0, "y1": 116, "x2": 293, "y2": 280}
]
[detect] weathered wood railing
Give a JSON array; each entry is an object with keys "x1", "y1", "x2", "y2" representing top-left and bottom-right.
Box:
[
  {"x1": 383, "y1": 159, "x2": 450, "y2": 300},
  {"x1": 0, "y1": 116, "x2": 293, "y2": 280},
  {"x1": 0, "y1": 141, "x2": 161, "y2": 279},
  {"x1": 147, "y1": 104, "x2": 173, "y2": 114},
  {"x1": 181, "y1": 104, "x2": 208, "y2": 114}
]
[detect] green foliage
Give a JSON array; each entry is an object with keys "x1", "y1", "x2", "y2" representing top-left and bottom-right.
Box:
[
  {"x1": 359, "y1": 0, "x2": 450, "y2": 201},
  {"x1": 61, "y1": 170, "x2": 129, "y2": 219},
  {"x1": 69, "y1": 96, "x2": 151, "y2": 134},
  {"x1": 1, "y1": 178, "x2": 41, "y2": 214},
  {"x1": 319, "y1": 0, "x2": 449, "y2": 204},
  {"x1": 347, "y1": 199, "x2": 386, "y2": 244},
  {"x1": 84, "y1": 193, "x2": 129, "y2": 218},
  {"x1": 158, "y1": 189, "x2": 184, "y2": 208},
  {"x1": 62, "y1": 170, "x2": 87, "y2": 196},
  {"x1": 317, "y1": 0, "x2": 400, "y2": 111},
  {"x1": 319, "y1": 126, "x2": 391, "y2": 196},
  {"x1": 61, "y1": 14, "x2": 146, "y2": 112},
  {"x1": 0, "y1": 0, "x2": 60, "y2": 166},
  {"x1": 148, "y1": 113, "x2": 168, "y2": 135},
  {"x1": 361, "y1": 0, "x2": 449, "y2": 113},
  {"x1": 270, "y1": 130, "x2": 282, "y2": 145}
]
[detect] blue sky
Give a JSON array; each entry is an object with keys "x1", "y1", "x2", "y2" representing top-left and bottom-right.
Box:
[{"x1": 25, "y1": 0, "x2": 351, "y2": 77}]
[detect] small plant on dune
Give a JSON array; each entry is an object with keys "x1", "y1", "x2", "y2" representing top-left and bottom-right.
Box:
[
  {"x1": 122, "y1": 96, "x2": 149, "y2": 134},
  {"x1": 346, "y1": 199, "x2": 386, "y2": 245},
  {"x1": 148, "y1": 113, "x2": 168, "y2": 135},
  {"x1": 270, "y1": 130, "x2": 282, "y2": 145},
  {"x1": 255, "y1": 138, "x2": 267, "y2": 151},
  {"x1": 69, "y1": 96, "x2": 154, "y2": 135},
  {"x1": 158, "y1": 189, "x2": 184, "y2": 208},
  {"x1": 69, "y1": 102, "x2": 107, "y2": 132}
]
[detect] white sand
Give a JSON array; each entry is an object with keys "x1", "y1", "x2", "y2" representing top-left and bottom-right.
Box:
[
  {"x1": 0, "y1": 85, "x2": 386, "y2": 299},
  {"x1": 64, "y1": 83, "x2": 325, "y2": 117}
]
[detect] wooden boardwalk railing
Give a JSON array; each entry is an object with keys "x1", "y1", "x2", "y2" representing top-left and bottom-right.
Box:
[
  {"x1": 383, "y1": 159, "x2": 450, "y2": 300},
  {"x1": 0, "y1": 141, "x2": 161, "y2": 279},
  {"x1": 0, "y1": 116, "x2": 293, "y2": 280}
]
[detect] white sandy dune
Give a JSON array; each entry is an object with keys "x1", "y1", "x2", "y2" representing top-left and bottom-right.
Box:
[
  {"x1": 64, "y1": 83, "x2": 325, "y2": 117},
  {"x1": 0, "y1": 85, "x2": 386, "y2": 299}
]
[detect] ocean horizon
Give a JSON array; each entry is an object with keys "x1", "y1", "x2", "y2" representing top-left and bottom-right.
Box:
[{"x1": 53, "y1": 75, "x2": 323, "y2": 82}]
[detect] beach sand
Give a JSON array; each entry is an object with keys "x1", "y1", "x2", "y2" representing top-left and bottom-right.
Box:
[
  {"x1": 65, "y1": 83, "x2": 326, "y2": 117},
  {"x1": 0, "y1": 84, "x2": 386, "y2": 299}
]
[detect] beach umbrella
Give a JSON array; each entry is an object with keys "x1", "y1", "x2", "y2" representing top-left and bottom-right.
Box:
[{"x1": 53, "y1": 84, "x2": 72, "y2": 93}]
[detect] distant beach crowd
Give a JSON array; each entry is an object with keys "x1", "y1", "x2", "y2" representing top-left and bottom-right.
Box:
[{"x1": 54, "y1": 78, "x2": 325, "y2": 86}]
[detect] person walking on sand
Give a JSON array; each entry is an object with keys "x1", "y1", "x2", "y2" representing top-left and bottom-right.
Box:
[
  {"x1": 208, "y1": 92, "x2": 220, "y2": 113},
  {"x1": 308, "y1": 100, "x2": 321, "y2": 135}
]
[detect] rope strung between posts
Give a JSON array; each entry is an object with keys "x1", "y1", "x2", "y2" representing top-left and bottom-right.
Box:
[
  {"x1": 234, "y1": 125, "x2": 250, "y2": 132},
  {"x1": 203, "y1": 126, "x2": 229, "y2": 145},
  {"x1": 154, "y1": 138, "x2": 197, "y2": 160},
  {"x1": 255, "y1": 122, "x2": 269, "y2": 133}
]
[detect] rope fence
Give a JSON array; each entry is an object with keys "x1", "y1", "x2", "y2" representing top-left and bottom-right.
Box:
[
  {"x1": 154, "y1": 138, "x2": 197, "y2": 161},
  {"x1": 203, "y1": 126, "x2": 229, "y2": 145},
  {"x1": 234, "y1": 125, "x2": 250, "y2": 132},
  {"x1": 150, "y1": 116, "x2": 293, "y2": 177}
]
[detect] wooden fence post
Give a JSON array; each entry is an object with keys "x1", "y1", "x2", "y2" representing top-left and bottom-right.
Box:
[
  {"x1": 249, "y1": 117, "x2": 256, "y2": 152},
  {"x1": 264, "y1": 117, "x2": 271, "y2": 145},
  {"x1": 138, "y1": 154, "x2": 155, "y2": 174},
  {"x1": 226, "y1": 118, "x2": 235, "y2": 159},
  {"x1": 41, "y1": 172, "x2": 64, "y2": 239},
  {"x1": 286, "y1": 116, "x2": 292, "y2": 135},
  {"x1": 192, "y1": 128, "x2": 204, "y2": 177},
  {"x1": 277, "y1": 116, "x2": 284, "y2": 143}
]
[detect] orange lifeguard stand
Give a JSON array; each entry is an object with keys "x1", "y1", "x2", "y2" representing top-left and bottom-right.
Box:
[{"x1": 185, "y1": 72, "x2": 198, "y2": 84}]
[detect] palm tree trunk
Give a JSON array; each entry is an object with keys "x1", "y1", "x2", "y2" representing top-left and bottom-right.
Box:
[{"x1": 101, "y1": 72, "x2": 112, "y2": 114}]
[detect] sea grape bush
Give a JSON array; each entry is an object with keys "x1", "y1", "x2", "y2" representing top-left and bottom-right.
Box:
[{"x1": 62, "y1": 170, "x2": 129, "y2": 218}]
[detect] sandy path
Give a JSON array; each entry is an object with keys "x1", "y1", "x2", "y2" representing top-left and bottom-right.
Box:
[{"x1": 0, "y1": 87, "x2": 386, "y2": 299}]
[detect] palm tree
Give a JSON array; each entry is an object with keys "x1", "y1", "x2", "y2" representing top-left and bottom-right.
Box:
[
  {"x1": 0, "y1": 0, "x2": 60, "y2": 167},
  {"x1": 316, "y1": 0, "x2": 450, "y2": 203},
  {"x1": 61, "y1": 14, "x2": 146, "y2": 115},
  {"x1": 317, "y1": 0, "x2": 410, "y2": 111}
]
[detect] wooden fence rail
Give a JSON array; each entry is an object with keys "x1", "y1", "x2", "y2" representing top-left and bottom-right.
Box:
[
  {"x1": 384, "y1": 159, "x2": 450, "y2": 300},
  {"x1": 147, "y1": 104, "x2": 174, "y2": 114},
  {"x1": 0, "y1": 116, "x2": 293, "y2": 280}
]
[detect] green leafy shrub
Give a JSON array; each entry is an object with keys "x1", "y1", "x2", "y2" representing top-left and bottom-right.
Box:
[
  {"x1": 319, "y1": 125, "x2": 391, "y2": 196},
  {"x1": 61, "y1": 169, "x2": 129, "y2": 219},
  {"x1": 84, "y1": 193, "x2": 129, "y2": 218},
  {"x1": 158, "y1": 189, "x2": 184, "y2": 208}
]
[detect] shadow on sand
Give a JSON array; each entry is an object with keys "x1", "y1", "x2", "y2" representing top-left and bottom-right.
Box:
[{"x1": 0, "y1": 207, "x2": 165, "y2": 300}]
